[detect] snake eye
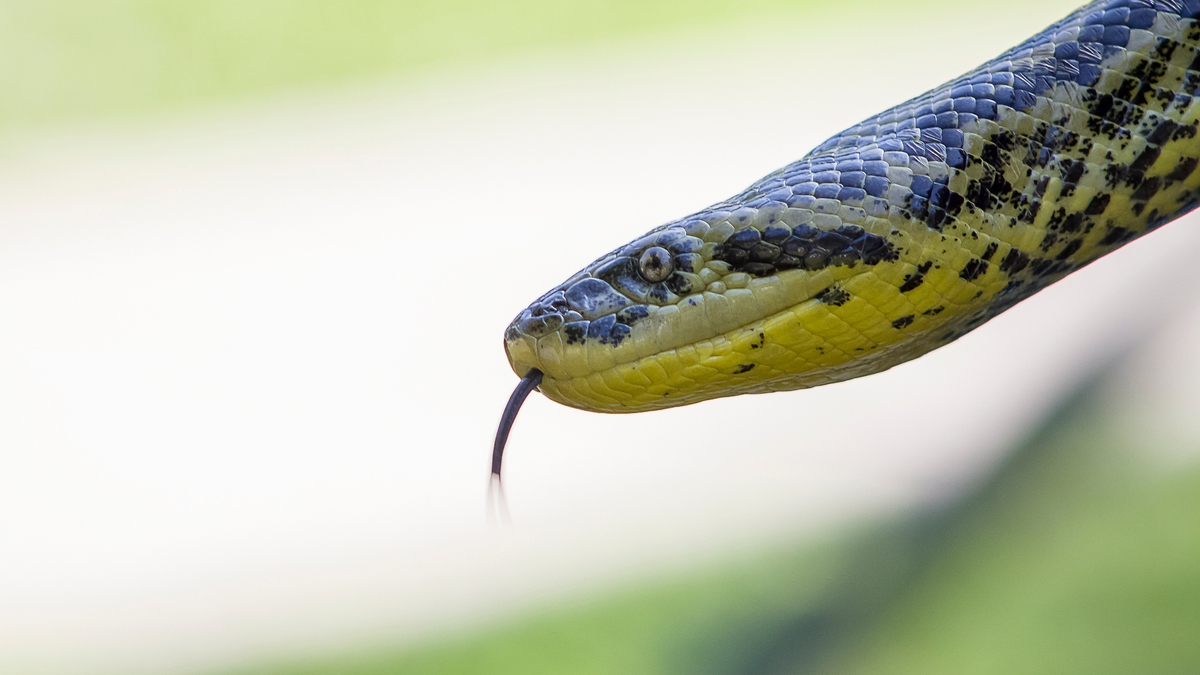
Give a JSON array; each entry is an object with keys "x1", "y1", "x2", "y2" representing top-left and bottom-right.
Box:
[{"x1": 638, "y1": 246, "x2": 673, "y2": 282}]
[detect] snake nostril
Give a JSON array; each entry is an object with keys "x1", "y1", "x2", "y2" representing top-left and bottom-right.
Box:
[{"x1": 638, "y1": 246, "x2": 674, "y2": 282}]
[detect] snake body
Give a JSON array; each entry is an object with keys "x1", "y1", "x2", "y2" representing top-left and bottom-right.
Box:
[{"x1": 503, "y1": 0, "x2": 1200, "y2": 413}]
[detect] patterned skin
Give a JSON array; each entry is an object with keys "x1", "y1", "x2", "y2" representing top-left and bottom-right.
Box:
[{"x1": 504, "y1": 0, "x2": 1200, "y2": 413}]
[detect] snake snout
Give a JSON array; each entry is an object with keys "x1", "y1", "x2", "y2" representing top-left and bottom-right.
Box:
[{"x1": 504, "y1": 217, "x2": 759, "y2": 412}]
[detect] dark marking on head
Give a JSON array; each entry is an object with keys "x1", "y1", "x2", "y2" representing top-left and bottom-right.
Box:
[
  {"x1": 615, "y1": 305, "x2": 650, "y2": 324},
  {"x1": 665, "y1": 271, "x2": 699, "y2": 295},
  {"x1": 717, "y1": 225, "x2": 896, "y2": 277},
  {"x1": 563, "y1": 322, "x2": 587, "y2": 345}
]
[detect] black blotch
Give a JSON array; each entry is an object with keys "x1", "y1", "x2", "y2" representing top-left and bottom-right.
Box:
[
  {"x1": 998, "y1": 248, "x2": 1030, "y2": 274},
  {"x1": 1156, "y1": 38, "x2": 1180, "y2": 62},
  {"x1": 981, "y1": 143, "x2": 1001, "y2": 167},
  {"x1": 891, "y1": 315, "x2": 915, "y2": 329},
  {"x1": 1129, "y1": 146, "x2": 1162, "y2": 179},
  {"x1": 1133, "y1": 176, "x2": 1163, "y2": 201},
  {"x1": 1085, "y1": 193, "x2": 1111, "y2": 215},
  {"x1": 664, "y1": 272, "x2": 696, "y2": 295},
  {"x1": 1017, "y1": 196, "x2": 1043, "y2": 223},
  {"x1": 816, "y1": 285, "x2": 851, "y2": 306},
  {"x1": 959, "y1": 258, "x2": 988, "y2": 281},
  {"x1": 922, "y1": 306, "x2": 944, "y2": 316},
  {"x1": 717, "y1": 226, "x2": 895, "y2": 276},
  {"x1": 615, "y1": 305, "x2": 650, "y2": 324},
  {"x1": 734, "y1": 364, "x2": 755, "y2": 374},
  {"x1": 563, "y1": 323, "x2": 586, "y2": 345},
  {"x1": 1034, "y1": 175, "x2": 1051, "y2": 197},
  {"x1": 1167, "y1": 157, "x2": 1198, "y2": 183},
  {"x1": 1062, "y1": 160, "x2": 1086, "y2": 185},
  {"x1": 1148, "y1": 119, "x2": 1179, "y2": 145},
  {"x1": 1104, "y1": 163, "x2": 1127, "y2": 188},
  {"x1": 601, "y1": 324, "x2": 630, "y2": 346},
  {"x1": 981, "y1": 241, "x2": 999, "y2": 261},
  {"x1": 899, "y1": 261, "x2": 933, "y2": 293},
  {"x1": 1061, "y1": 213, "x2": 1085, "y2": 233},
  {"x1": 1100, "y1": 226, "x2": 1135, "y2": 245},
  {"x1": 750, "y1": 332, "x2": 765, "y2": 349},
  {"x1": 1056, "y1": 239, "x2": 1083, "y2": 260},
  {"x1": 743, "y1": 262, "x2": 777, "y2": 277},
  {"x1": 1047, "y1": 207, "x2": 1068, "y2": 231},
  {"x1": 648, "y1": 284, "x2": 674, "y2": 304}
]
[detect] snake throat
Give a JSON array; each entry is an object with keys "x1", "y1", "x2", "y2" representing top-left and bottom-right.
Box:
[{"x1": 503, "y1": 0, "x2": 1200, "y2": 413}]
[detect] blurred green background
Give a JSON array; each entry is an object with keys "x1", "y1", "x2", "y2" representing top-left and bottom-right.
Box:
[
  {"x1": 2, "y1": 0, "x2": 815, "y2": 133},
  {"x1": 227, "y1": 363, "x2": 1200, "y2": 675},
  {"x1": 3, "y1": 1, "x2": 1198, "y2": 674}
]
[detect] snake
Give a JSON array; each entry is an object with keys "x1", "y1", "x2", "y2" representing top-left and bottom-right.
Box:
[{"x1": 492, "y1": 0, "x2": 1200, "y2": 477}]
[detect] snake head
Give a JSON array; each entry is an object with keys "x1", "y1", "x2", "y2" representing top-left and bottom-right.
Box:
[
  {"x1": 503, "y1": 221, "x2": 717, "y2": 410},
  {"x1": 501, "y1": 192, "x2": 904, "y2": 413}
]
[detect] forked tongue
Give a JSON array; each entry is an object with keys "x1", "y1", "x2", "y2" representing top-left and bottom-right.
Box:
[{"x1": 487, "y1": 368, "x2": 543, "y2": 524}]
